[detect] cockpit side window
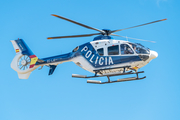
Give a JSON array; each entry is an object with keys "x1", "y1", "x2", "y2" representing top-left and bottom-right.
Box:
[
  {"x1": 97, "y1": 48, "x2": 104, "y2": 56},
  {"x1": 129, "y1": 43, "x2": 149, "y2": 54},
  {"x1": 136, "y1": 47, "x2": 149, "y2": 54},
  {"x1": 108, "y1": 45, "x2": 119, "y2": 55},
  {"x1": 121, "y1": 44, "x2": 134, "y2": 55}
]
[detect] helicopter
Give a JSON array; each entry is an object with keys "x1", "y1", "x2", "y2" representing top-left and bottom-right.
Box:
[{"x1": 10, "y1": 14, "x2": 166, "y2": 84}]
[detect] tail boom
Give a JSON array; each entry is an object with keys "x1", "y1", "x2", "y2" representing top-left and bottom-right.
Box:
[{"x1": 11, "y1": 39, "x2": 73, "y2": 79}]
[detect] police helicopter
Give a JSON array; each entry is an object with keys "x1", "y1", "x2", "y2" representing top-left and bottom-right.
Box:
[{"x1": 10, "y1": 14, "x2": 166, "y2": 84}]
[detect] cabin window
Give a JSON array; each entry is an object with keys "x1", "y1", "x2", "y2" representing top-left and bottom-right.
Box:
[
  {"x1": 97, "y1": 48, "x2": 104, "y2": 56},
  {"x1": 108, "y1": 45, "x2": 119, "y2": 55},
  {"x1": 121, "y1": 44, "x2": 134, "y2": 55},
  {"x1": 136, "y1": 47, "x2": 149, "y2": 54},
  {"x1": 129, "y1": 43, "x2": 149, "y2": 54}
]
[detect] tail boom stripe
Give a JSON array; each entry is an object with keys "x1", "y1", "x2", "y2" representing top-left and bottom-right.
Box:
[
  {"x1": 29, "y1": 64, "x2": 35, "y2": 68},
  {"x1": 29, "y1": 55, "x2": 38, "y2": 68},
  {"x1": 29, "y1": 55, "x2": 37, "y2": 58}
]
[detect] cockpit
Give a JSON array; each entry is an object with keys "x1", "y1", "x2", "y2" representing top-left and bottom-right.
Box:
[
  {"x1": 128, "y1": 43, "x2": 150, "y2": 54},
  {"x1": 95, "y1": 41, "x2": 150, "y2": 56}
]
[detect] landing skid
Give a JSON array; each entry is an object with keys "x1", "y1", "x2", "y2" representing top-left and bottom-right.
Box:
[{"x1": 72, "y1": 71, "x2": 146, "y2": 84}]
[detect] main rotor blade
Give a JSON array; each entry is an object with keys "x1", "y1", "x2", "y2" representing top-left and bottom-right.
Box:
[
  {"x1": 51, "y1": 14, "x2": 105, "y2": 34},
  {"x1": 111, "y1": 18, "x2": 167, "y2": 33},
  {"x1": 117, "y1": 35, "x2": 156, "y2": 43},
  {"x1": 47, "y1": 33, "x2": 101, "y2": 39}
]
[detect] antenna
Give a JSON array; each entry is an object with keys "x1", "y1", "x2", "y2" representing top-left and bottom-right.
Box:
[
  {"x1": 126, "y1": 36, "x2": 129, "y2": 42},
  {"x1": 118, "y1": 35, "x2": 156, "y2": 43}
]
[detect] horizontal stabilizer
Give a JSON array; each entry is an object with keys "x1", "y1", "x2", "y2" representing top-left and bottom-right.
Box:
[{"x1": 49, "y1": 65, "x2": 57, "y2": 75}]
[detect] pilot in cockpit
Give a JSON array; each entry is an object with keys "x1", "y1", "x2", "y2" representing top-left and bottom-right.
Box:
[{"x1": 121, "y1": 44, "x2": 134, "y2": 54}]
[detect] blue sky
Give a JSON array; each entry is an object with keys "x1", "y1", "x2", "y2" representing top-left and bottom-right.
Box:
[{"x1": 1, "y1": 0, "x2": 180, "y2": 120}]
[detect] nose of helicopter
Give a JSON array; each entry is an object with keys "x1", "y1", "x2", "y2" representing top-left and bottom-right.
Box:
[{"x1": 150, "y1": 50, "x2": 158, "y2": 59}]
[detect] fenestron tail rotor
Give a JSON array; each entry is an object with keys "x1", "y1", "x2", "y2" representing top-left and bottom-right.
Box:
[
  {"x1": 18, "y1": 55, "x2": 31, "y2": 70},
  {"x1": 47, "y1": 14, "x2": 167, "y2": 40}
]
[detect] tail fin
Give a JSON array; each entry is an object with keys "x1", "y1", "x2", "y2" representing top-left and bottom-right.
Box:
[{"x1": 11, "y1": 39, "x2": 38, "y2": 79}]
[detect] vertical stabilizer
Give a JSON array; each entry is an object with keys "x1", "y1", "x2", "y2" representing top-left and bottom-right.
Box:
[{"x1": 11, "y1": 39, "x2": 38, "y2": 79}]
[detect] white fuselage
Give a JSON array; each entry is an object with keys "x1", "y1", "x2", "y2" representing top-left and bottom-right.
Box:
[{"x1": 71, "y1": 39, "x2": 158, "y2": 74}]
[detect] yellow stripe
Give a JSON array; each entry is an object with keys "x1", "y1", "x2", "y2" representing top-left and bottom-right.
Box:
[{"x1": 30, "y1": 57, "x2": 38, "y2": 65}]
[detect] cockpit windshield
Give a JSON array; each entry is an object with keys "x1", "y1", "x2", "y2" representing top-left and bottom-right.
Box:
[{"x1": 128, "y1": 43, "x2": 150, "y2": 54}]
